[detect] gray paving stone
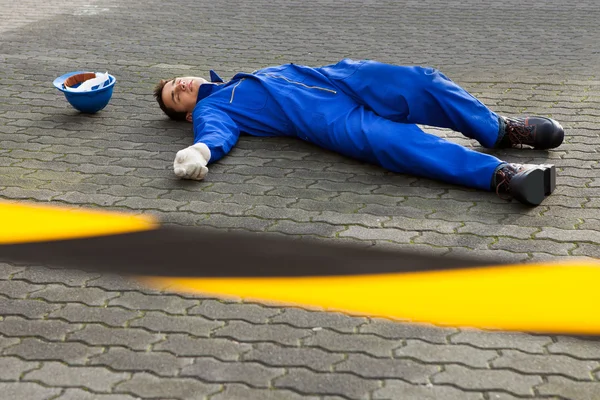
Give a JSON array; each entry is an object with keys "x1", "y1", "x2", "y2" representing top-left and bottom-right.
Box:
[
  {"x1": 271, "y1": 308, "x2": 367, "y2": 333},
  {"x1": 49, "y1": 304, "x2": 141, "y2": 327},
  {"x1": 114, "y1": 197, "x2": 186, "y2": 211},
  {"x1": 68, "y1": 324, "x2": 164, "y2": 351},
  {"x1": 245, "y1": 175, "x2": 311, "y2": 190},
  {"x1": 547, "y1": 336, "x2": 600, "y2": 359},
  {"x1": 210, "y1": 384, "x2": 320, "y2": 400},
  {"x1": 0, "y1": 382, "x2": 61, "y2": 400},
  {"x1": 0, "y1": 335, "x2": 20, "y2": 351},
  {"x1": 244, "y1": 342, "x2": 344, "y2": 372},
  {"x1": 413, "y1": 232, "x2": 494, "y2": 250},
  {"x1": 538, "y1": 375, "x2": 600, "y2": 400},
  {"x1": 450, "y1": 330, "x2": 551, "y2": 354},
  {"x1": 458, "y1": 222, "x2": 538, "y2": 239},
  {"x1": 38, "y1": 180, "x2": 107, "y2": 194},
  {"x1": 374, "y1": 380, "x2": 484, "y2": 400},
  {"x1": 114, "y1": 372, "x2": 220, "y2": 399},
  {"x1": 12, "y1": 266, "x2": 99, "y2": 286},
  {"x1": 0, "y1": 263, "x2": 26, "y2": 280},
  {"x1": 31, "y1": 284, "x2": 119, "y2": 306},
  {"x1": 71, "y1": 164, "x2": 135, "y2": 176},
  {"x1": 571, "y1": 242, "x2": 600, "y2": 258},
  {"x1": 54, "y1": 388, "x2": 142, "y2": 400},
  {"x1": 274, "y1": 368, "x2": 379, "y2": 399},
  {"x1": 304, "y1": 329, "x2": 402, "y2": 358},
  {"x1": 0, "y1": 186, "x2": 61, "y2": 201},
  {"x1": 227, "y1": 165, "x2": 294, "y2": 178},
  {"x1": 446, "y1": 247, "x2": 531, "y2": 263},
  {"x1": 294, "y1": 199, "x2": 361, "y2": 213},
  {"x1": 360, "y1": 320, "x2": 456, "y2": 343},
  {"x1": 23, "y1": 362, "x2": 130, "y2": 392},
  {"x1": 267, "y1": 220, "x2": 344, "y2": 237},
  {"x1": 180, "y1": 200, "x2": 253, "y2": 216},
  {"x1": 54, "y1": 192, "x2": 128, "y2": 208},
  {"x1": 215, "y1": 320, "x2": 312, "y2": 346},
  {"x1": 287, "y1": 169, "x2": 354, "y2": 183},
  {"x1": 0, "y1": 316, "x2": 83, "y2": 341},
  {"x1": 0, "y1": 280, "x2": 45, "y2": 298},
  {"x1": 490, "y1": 237, "x2": 576, "y2": 255},
  {"x1": 487, "y1": 394, "x2": 560, "y2": 400},
  {"x1": 492, "y1": 349, "x2": 598, "y2": 380},
  {"x1": 0, "y1": 356, "x2": 39, "y2": 380},
  {"x1": 187, "y1": 300, "x2": 279, "y2": 323},
  {"x1": 5, "y1": 338, "x2": 103, "y2": 364},
  {"x1": 90, "y1": 347, "x2": 193, "y2": 376},
  {"x1": 336, "y1": 353, "x2": 439, "y2": 383},
  {"x1": 579, "y1": 218, "x2": 600, "y2": 231},
  {"x1": 159, "y1": 188, "x2": 232, "y2": 203},
  {"x1": 84, "y1": 174, "x2": 152, "y2": 187},
  {"x1": 268, "y1": 186, "x2": 338, "y2": 201},
  {"x1": 395, "y1": 341, "x2": 497, "y2": 368},
  {"x1": 85, "y1": 275, "x2": 156, "y2": 292},
  {"x1": 501, "y1": 214, "x2": 579, "y2": 229},
  {"x1": 98, "y1": 184, "x2": 169, "y2": 199},
  {"x1": 249, "y1": 149, "x2": 310, "y2": 160},
  {"x1": 375, "y1": 185, "x2": 446, "y2": 199},
  {"x1": 313, "y1": 211, "x2": 388, "y2": 227},
  {"x1": 129, "y1": 311, "x2": 224, "y2": 336},
  {"x1": 0, "y1": 297, "x2": 63, "y2": 319},
  {"x1": 384, "y1": 216, "x2": 461, "y2": 234},
  {"x1": 181, "y1": 358, "x2": 284, "y2": 387},
  {"x1": 108, "y1": 292, "x2": 198, "y2": 314},
  {"x1": 326, "y1": 162, "x2": 382, "y2": 175},
  {"x1": 244, "y1": 205, "x2": 318, "y2": 222},
  {"x1": 335, "y1": 192, "x2": 402, "y2": 207},
  {"x1": 340, "y1": 226, "x2": 415, "y2": 242},
  {"x1": 432, "y1": 365, "x2": 542, "y2": 396},
  {"x1": 202, "y1": 214, "x2": 274, "y2": 231},
  {"x1": 154, "y1": 334, "x2": 251, "y2": 360},
  {"x1": 536, "y1": 227, "x2": 600, "y2": 243},
  {"x1": 225, "y1": 193, "x2": 300, "y2": 208}
]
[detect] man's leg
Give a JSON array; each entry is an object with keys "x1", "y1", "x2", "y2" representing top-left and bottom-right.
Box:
[
  {"x1": 323, "y1": 60, "x2": 563, "y2": 149},
  {"x1": 332, "y1": 109, "x2": 555, "y2": 205},
  {"x1": 337, "y1": 109, "x2": 500, "y2": 190}
]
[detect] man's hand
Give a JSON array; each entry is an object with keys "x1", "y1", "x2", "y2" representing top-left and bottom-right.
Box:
[{"x1": 173, "y1": 143, "x2": 211, "y2": 180}]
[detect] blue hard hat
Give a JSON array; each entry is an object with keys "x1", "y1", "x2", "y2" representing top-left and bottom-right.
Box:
[{"x1": 53, "y1": 71, "x2": 116, "y2": 113}]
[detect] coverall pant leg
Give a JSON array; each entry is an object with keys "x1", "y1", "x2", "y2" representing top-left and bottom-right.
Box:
[
  {"x1": 325, "y1": 60, "x2": 501, "y2": 148},
  {"x1": 343, "y1": 108, "x2": 502, "y2": 191}
]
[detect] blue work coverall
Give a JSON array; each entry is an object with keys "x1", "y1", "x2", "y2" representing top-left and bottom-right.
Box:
[{"x1": 192, "y1": 59, "x2": 503, "y2": 190}]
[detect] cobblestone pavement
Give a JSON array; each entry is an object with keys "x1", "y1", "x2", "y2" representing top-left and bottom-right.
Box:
[{"x1": 1, "y1": 0, "x2": 600, "y2": 399}]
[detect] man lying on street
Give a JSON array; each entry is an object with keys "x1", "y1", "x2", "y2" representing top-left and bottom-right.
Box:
[{"x1": 154, "y1": 59, "x2": 564, "y2": 206}]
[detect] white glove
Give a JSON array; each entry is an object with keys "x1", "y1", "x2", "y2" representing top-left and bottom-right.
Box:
[{"x1": 173, "y1": 143, "x2": 211, "y2": 180}]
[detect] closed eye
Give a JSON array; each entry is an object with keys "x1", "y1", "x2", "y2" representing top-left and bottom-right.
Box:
[{"x1": 170, "y1": 79, "x2": 177, "y2": 104}]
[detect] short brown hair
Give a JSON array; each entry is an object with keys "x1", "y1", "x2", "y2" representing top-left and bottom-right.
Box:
[{"x1": 153, "y1": 79, "x2": 188, "y2": 121}]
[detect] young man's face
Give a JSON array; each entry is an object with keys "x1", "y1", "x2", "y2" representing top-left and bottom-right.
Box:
[{"x1": 161, "y1": 77, "x2": 205, "y2": 120}]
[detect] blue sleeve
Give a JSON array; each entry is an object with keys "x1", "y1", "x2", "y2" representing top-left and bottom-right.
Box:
[{"x1": 192, "y1": 106, "x2": 240, "y2": 163}]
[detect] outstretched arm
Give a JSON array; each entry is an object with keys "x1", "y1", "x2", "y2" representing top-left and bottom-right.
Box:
[{"x1": 173, "y1": 107, "x2": 240, "y2": 180}]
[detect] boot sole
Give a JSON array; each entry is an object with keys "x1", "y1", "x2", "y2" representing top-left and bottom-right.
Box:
[{"x1": 511, "y1": 164, "x2": 556, "y2": 206}]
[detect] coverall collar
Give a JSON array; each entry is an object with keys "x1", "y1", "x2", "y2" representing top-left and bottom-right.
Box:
[
  {"x1": 209, "y1": 70, "x2": 224, "y2": 83},
  {"x1": 196, "y1": 70, "x2": 226, "y2": 103}
]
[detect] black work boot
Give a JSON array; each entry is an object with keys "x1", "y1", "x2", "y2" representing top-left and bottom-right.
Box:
[
  {"x1": 493, "y1": 163, "x2": 556, "y2": 206},
  {"x1": 497, "y1": 116, "x2": 564, "y2": 150}
]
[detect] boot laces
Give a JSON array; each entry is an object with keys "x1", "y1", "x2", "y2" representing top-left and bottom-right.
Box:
[
  {"x1": 505, "y1": 118, "x2": 535, "y2": 148},
  {"x1": 495, "y1": 164, "x2": 524, "y2": 200}
]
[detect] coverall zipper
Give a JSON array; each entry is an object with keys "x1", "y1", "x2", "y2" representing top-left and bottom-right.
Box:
[{"x1": 230, "y1": 79, "x2": 245, "y2": 103}]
